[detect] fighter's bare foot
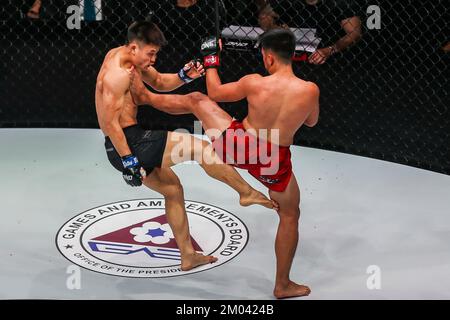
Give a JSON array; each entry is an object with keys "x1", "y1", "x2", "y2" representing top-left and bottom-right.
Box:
[
  {"x1": 274, "y1": 281, "x2": 311, "y2": 299},
  {"x1": 181, "y1": 252, "x2": 218, "y2": 271},
  {"x1": 240, "y1": 189, "x2": 279, "y2": 210}
]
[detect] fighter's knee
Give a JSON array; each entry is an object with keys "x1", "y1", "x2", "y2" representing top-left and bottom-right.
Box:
[
  {"x1": 188, "y1": 92, "x2": 208, "y2": 103},
  {"x1": 188, "y1": 91, "x2": 203, "y2": 98},
  {"x1": 163, "y1": 182, "x2": 184, "y2": 199},
  {"x1": 278, "y1": 207, "x2": 300, "y2": 220}
]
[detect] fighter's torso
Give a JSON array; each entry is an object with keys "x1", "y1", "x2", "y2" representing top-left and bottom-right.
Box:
[
  {"x1": 95, "y1": 47, "x2": 137, "y2": 133},
  {"x1": 244, "y1": 75, "x2": 314, "y2": 146}
]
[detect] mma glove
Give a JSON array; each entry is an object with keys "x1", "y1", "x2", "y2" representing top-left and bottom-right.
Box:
[
  {"x1": 200, "y1": 36, "x2": 220, "y2": 69},
  {"x1": 178, "y1": 59, "x2": 204, "y2": 83},
  {"x1": 121, "y1": 154, "x2": 146, "y2": 187}
]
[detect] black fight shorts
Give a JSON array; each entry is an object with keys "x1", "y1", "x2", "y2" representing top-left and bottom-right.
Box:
[{"x1": 104, "y1": 125, "x2": 168, "y2": 175}]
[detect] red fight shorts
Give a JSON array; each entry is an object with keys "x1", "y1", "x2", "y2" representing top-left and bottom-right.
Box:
[{"x1": 211, "y1": 120, "x2": 293, "y2": 192}]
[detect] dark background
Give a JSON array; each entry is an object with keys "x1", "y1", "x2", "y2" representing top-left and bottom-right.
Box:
[{"x1": 1, "y1": 0, "x2": 448, "y2": 174}]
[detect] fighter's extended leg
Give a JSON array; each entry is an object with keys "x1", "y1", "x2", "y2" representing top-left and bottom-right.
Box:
[
  {"x1": 161, "y1": 131, "x2": 277, "y2": 210},
  {"x1": 130, "y1": 74, "x2": 232, "y2": 141},
  {"x1": 268, "y1": 174, "x2": 311, "y2": 298},
  {"x1": 142, "y1": 167, "x2": 218, "y2": 271}
]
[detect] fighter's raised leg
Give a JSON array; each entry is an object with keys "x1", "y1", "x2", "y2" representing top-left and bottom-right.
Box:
[
  {"x1": 130, "y1": 71, "x2": 232, "y2": 141},
  {"x1": 159, "y1": 131, "x2": 277, "y2": 209}
]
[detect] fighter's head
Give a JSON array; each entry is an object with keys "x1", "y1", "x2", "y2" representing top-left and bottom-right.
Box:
[
  {"x1": 258, "y1": 29, "x2": 296, "y2": 74},
  {"x1": 126, "y1": 21, "x2": 167, "y2": 70}
]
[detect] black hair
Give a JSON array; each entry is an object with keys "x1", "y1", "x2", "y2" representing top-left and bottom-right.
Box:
[
  {"x1": 127, "y1": 20, "x2": 167, "y2": 47},
  {"x1": 258, "y1": 28, "x2": 296, "y2": 64}
]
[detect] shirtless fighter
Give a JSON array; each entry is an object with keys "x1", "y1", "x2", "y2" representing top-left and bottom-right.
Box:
[
  {"x1": 95, "y1": 20, "x2": 276, "y2": 271},
  {"x1": 130, "y1": 29, "x2": 319, "y2": 298}
]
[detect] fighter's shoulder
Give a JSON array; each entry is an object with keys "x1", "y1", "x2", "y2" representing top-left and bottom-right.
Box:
[
  {"x1": 298, "y1": 80, "x2": 320, "y2": 97},
  {"x1": 105, "y1": 48, "x2": 116, "y2": 58},
  {"x1": 104, "y1": 67, "x2": 129, "y2": 82},
  {"x1": 102, "y1": 47, "x2": 119, "y2": 66},
  {"x1": 102, "y1": 67, "x2": 130, "y2": 93},
  {"x1": 238, "y1": 73, "x2": 263, "y2": 86},
  {"x1": 241, "y1": 73, "x2": 263, "y2": 81}
]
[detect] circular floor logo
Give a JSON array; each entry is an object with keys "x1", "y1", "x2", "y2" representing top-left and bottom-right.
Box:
[{"x1": 56, "y1": 199, "x2": 249, "y2": 278}]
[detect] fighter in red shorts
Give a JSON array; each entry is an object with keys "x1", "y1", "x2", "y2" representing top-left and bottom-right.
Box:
[
  {"x1": 211, "y1": 118, "x2": 293, "y2": 193},
  {"x1": 131, "y1": 29, "x2": 319, "y2": 298}
]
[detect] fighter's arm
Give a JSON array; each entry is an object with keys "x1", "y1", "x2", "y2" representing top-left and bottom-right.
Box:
[
  {"x1": 140, "y1": 61, "x2": 204, "y2": 92},
  {"x1": 200, "y1": 36, "x2": 260, "y2": 102},
  {"x1": 99, "y1": 72, "x2": 132, "y2": 157},
  {"x1": 303, "y1": 82, "x2": 320, "y2": 127},
  {"x1": 140, "y1": 66, "x2": 185, "y2": 92},
  {"x1": 205, "y1": 69, "x2": 261, "y2": 102}
]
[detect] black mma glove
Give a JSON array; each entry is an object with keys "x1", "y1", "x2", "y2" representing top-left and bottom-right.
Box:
[
  {"x1": 200, "y1": 36, "x2": 220, "y2": 69},
  {"x1": 121, "y1": 154, "x2": 146, "y2": 187}
]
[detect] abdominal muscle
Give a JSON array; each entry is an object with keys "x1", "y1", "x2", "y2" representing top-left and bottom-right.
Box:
[{"x1": 118, "y1": 92, "x2": 138, "y2": 128}]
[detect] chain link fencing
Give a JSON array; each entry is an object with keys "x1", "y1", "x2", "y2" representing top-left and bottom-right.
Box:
[{"x1": 1, "y1": 0, "x2": 448, "y2": 174}]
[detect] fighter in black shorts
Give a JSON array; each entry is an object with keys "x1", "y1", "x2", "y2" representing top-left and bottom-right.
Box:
[{"x1": 95, "y1": 20, "x2": 277, "y2": 271}]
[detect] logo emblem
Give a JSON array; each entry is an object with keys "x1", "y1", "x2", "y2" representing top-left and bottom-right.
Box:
[{"x1": 56, "y1": 199, "x2": 249, "y2": 278}]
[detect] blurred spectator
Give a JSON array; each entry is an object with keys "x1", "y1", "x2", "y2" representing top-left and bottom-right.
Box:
[
  {"x1": 270, "y1": 0, "x2": 362, "y2": 64},
  {"x1": 24, "y1": 0, "x2": 103, "y2": 22},
  {"x1": 255, "y1": 0, "x2": 288, "y2": 31},
  {"x1": 26, "y1": 0, "x2": 41, "y2": 19},
  {"x1": 177, "y1": 0, "x2": 198, "y2": 8},
  {"x1": 442, "y1": 42, "x2": 450, "y2": 53}
]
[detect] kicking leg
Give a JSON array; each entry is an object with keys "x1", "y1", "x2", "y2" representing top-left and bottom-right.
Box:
[
  {"x1": 186, "y1": 92, "x2": 233, "y2": 139},
  {"x1": 130, "y1": 74, "x2": 232, "y2": 141},
  {"x1": 142, "y1": 167, "x2": 218, "y2": 271},
  {"x1": 269, "y1": 174, "x2": 311, "y2": 298},
  {"x1": 161, "y1": 131, "x2": 277, "y2": 210}
]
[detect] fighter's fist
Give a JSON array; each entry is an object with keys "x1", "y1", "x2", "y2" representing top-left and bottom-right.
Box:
[
  {"x1": 201, "y1": 36, "x2": 220, "y2": 55},
  {"x1": 121, "y1": 154, "x2": 146, "y2": 187},
  {"x1": 200, "y1": 36, "x2": 221, "y2": 69}
]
